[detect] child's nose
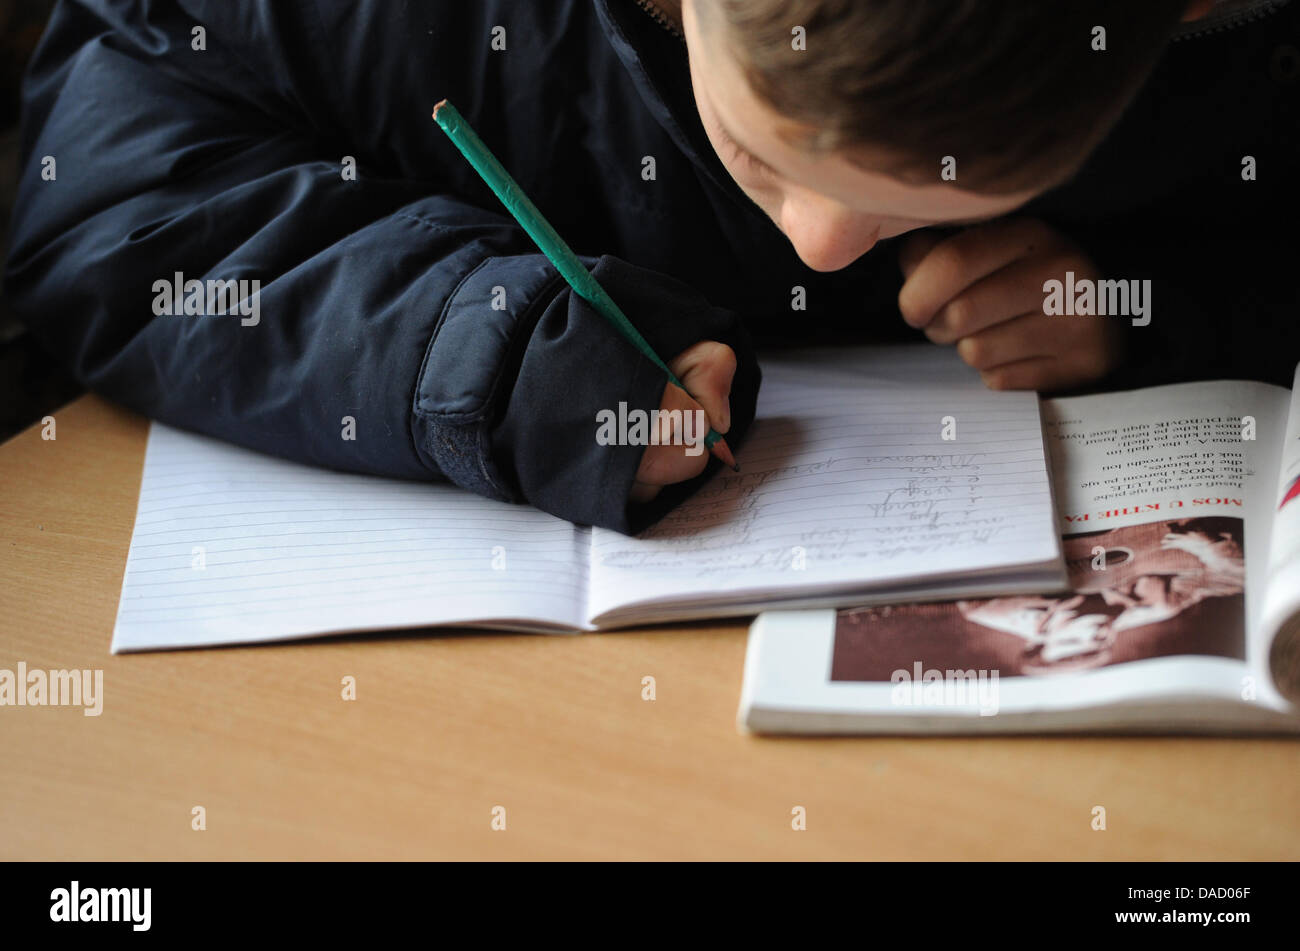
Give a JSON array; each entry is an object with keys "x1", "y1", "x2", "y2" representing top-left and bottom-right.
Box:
[{"x1": 779, "y1": 197, "x2": 880, "y2": 272}]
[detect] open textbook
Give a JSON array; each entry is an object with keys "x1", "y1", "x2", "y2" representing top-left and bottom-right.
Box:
[
  {"x1": 110, "y1": 345, "x2": 1065, "y2": 652},
  {"x1": 739, "y1": 367, "x2": 1300, "y2": 734}
]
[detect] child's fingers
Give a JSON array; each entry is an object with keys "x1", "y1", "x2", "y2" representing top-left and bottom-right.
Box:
[
  {"x1": 632, "y1": 380, "x2": 712, "y2": 489},
  {"x1": 971, "y1": 342, "x2": 1117, "y2": 391},
  {"x1": 898, "y1": 218, "x2": 1056, "y2": 329},
  {"x1": 629, "y1": 481, "x2": 662, "y2": 504},
  {"x1": 669, "y1": 340, "x2": 736, "y2": 433},
  {"x1": 923, "y1": 253, "x2": 1073, "y2": 344},
  {"x1": 897, "y1": 229, "x2": 944, "y2": 280},
  {"x1": 628, "y1": 340, "x2": 737, "y2": 505},
  {"x1": 975, "y1": 355, "x2": 1058, "y2": 391},
  {"x1": 957, "y1": 312, "x2": 1120, "y2": 391},
  {"x1": 954, "y1": 313, "x2": 1055, "y2": 370}
]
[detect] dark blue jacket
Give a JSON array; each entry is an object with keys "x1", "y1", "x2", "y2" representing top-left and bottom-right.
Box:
[{"x1": 6, "y1": 0, "x2": 1299, "y2": 532}]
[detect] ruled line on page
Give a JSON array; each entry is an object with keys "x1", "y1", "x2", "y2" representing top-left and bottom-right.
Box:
[
  {"x1": 110, "y1": 425, "x2": 592, "y2": 650},
  {"x1": 586, "y1": 346, "x2": 1061, "y2": 615}
]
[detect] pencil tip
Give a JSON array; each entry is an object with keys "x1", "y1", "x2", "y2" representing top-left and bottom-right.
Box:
[
  {"x1": 710, "y1": 438, "x2": 738, "y2": 471},
  {"x1": 731, "y1": 464, "x2": 741, "y2": 472},
  {"x1": 432, "y1": 99, "x2": 448, "y2": 118}
]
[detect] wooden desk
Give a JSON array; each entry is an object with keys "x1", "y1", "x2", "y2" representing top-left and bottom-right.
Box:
[{"x1": 1, "y1": 395, "x2": 1296, "y2": 859}]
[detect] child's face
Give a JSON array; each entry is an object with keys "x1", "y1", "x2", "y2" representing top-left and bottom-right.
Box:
[{"x1": 681, "y1": 0, "x2": 1045, "y2": 272}]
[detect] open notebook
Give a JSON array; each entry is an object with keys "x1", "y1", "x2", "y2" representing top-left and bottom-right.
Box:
[{"x1": 111, "y1": 345, "x2": 1066, "y2": 651}]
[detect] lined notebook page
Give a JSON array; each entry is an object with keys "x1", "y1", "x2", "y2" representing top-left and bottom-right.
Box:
[
  {"x1": 111, "y1": 426, "x2": 590, "y2": 652},
  {"x1": 587, "y1": 345, "x2": 1060, "y2": 622}
]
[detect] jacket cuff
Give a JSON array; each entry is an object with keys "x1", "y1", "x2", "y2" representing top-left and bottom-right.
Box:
[
  {"x1": 493, "y1": 254, "x2": 760, "y2": 533},
  {"x1": 411, "y1": 252, "x2": 759, "y2": 533},
  {"x1": 410, "y1": 253, "x2": 566, "y2": 502}
]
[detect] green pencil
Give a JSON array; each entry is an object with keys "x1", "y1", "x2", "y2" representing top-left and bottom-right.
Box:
[{"x1": 431, "y1": 98, "x2": 738, "y2": 471}]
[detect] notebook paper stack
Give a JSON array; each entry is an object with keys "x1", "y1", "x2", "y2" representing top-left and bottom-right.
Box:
[{"x1": 111, "y1": 345, "x2": 1064, "y2": 652}]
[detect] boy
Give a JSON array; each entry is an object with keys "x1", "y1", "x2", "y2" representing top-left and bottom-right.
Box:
[{"x1": 6, "y1": 1, "x2": 1297, "y2": 532}]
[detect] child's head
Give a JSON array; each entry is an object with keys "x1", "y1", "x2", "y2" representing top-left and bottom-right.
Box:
[{"x1": 680, "y1": 0, "x2": 1199, "y2": 271}]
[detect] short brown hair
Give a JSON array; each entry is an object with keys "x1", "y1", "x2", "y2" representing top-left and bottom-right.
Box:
[{"x1": 704, "y1": 0, "x2": 1189, "y2": 193}]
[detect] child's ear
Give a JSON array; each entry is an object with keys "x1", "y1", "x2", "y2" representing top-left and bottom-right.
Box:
[{"x1": 1181, "y1": 0, "x2": 1217, "y2": 22}]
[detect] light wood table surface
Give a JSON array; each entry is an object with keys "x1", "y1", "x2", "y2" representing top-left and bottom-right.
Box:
[{"x1": 1, "y1": 394, "x2": 1297, "y2": 859}]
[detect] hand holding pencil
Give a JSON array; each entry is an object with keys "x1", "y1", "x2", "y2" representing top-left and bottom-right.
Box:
[
  {"x1": 630, "y1": 339, "x2": 737, "y2": 503},
  {"x1": 432, "y1": 99, "x2": 739, "y2": 506}
]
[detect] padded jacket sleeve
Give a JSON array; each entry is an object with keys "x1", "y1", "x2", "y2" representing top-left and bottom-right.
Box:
[{"x1": 3, "y1": 0, "x2": 760, "y2": 533}]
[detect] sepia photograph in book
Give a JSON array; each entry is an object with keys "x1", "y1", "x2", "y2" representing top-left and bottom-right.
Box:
[{"x1": 830, "y1": 517, "x2": 1246, "y2": 683}]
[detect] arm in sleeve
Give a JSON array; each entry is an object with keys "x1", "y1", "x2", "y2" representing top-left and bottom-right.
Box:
[{"x1": 3, "y1": 0, "x2": 759, "y2": 532}]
